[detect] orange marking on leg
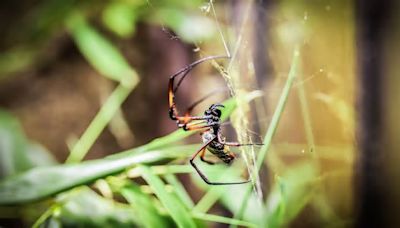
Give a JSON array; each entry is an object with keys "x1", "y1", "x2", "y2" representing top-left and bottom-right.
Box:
[
  {"x1": 168, "y1": 79, "x2": 175, "y2": 108},
  {"x1": 183, "y1": 113, "x2": 191, "y2": 124},
  {"x1": 200, "y1": 149, "x2": 215, "y2": 165},
  {"x1": 169, "y1": 92, "x2": 174, "y2": 107},
  {"x1": 185, "y1": 125, "x2": 210, "y2": 131}
]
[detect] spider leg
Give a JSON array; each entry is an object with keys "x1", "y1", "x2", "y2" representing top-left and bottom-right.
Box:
[
  {"x1": 222, "y1": 142, "x2": 264, "y2": 147},
  {"x1": 173, "y1": 55, "x2": 230, "y2": 94},
  {"x1": 180, "y1": 121, "x2": 218, "y2": 131},
  {"x1": 199, "y1": 149, "x2": 215, "y2": 165},
  {"x1": 176, "y1": 89, "x2": 228, "y2": 130},
  {"x1": 168, "y1": 55, "x2": 229, "y2": 121},
  {"x1": 217, "y1": 132, "x2": 263, "y2": 147},
  {"x1": 178, "y1": 120, "x2": 205, "y2": 128},
  {"x1": 186, "y1": 88, "x2": 229, "y2": 114},
  {"x1": 177, "y1": 121, "x2": 210, "y2": 132},
  {"x1": 190, "y1": 136, "x2": 250, "y2": 185},
  {"x1": 168, "y1": 76, "x2": 208, "y2": 122},
  {"x1": 186, "y1": 125, "x2": 213, "y2": 132}
]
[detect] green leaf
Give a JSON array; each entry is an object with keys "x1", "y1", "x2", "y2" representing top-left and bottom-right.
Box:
[
  {"x1": 0, "y1": 110, "x2": 29, "y2": 177},
  {"x1": 164, "y1": 174, "x2": 194, "y2": 209},
  {"x1": 139, "y1": 166, "x2": 196, "y2": 228},
  {"x1": 128, "y1": 91, "x2": 262, "y2": 154},
  {"x1": 102, "y1": 2, "x2": 138, "y2": 37},
  {"x1": 192, "y1": 164, "x2": 264, "y2": 224},
  {"x1": 265, "y1": 162, "x2": 317, "y2": 227},
  {"x1": 256, "y1": 47, "x2": 300, "y2": 171},
  {"x1": 233, "y1": 47, "x2": 300, "y2": 224},
  {"x1": 0, "y1": 144, "x2": 197, "y2": 205},
  {"x1": 66, "y1": 84, "x2": 135, "y2": 163},
  {"x1": 0, "y1": 110, "x2": 57, "y2": 178},
  {"x1": 65, "y1": 13, "x2": 140, "y2": 163},
  {"x1": 192, "y1": 212, "x2": 257, "y2": 228},
  {"x1": 121, "y1": 183, "x2": 172, "y2": 228},
  {"x1": 0, "y1": 92, "x2": 260, "y2": 205},
  {"x1": 25, "y1": 143, "x2": 57, "y2": 168},
  {"x1": 57, "y1": 187, "x2": 139, "y2": 227},
  {"x1": 155, "y1": 8, "x2": 216, "y2": 42},
  {"x1": 66, "y1": 13, "x2": 139, "y2": 85}
]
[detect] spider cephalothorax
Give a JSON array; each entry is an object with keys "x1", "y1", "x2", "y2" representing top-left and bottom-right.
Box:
[
  {"x1": 204, "y1": 104, "x2": 224, "y2": 126},
  {"x1": 168, "y1": 55, "x2": 262, "y2": 185},
  {"x1": 205, "y1": 104, "x2": 224, "y2": 117}
]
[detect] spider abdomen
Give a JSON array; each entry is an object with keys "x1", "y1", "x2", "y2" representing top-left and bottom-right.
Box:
[
  {"x1": 207, "y1": 144, "x2": 235, "y2": 164},
  {"x1": 201, "y1": 130, "x2": 235, "y2": 164}
]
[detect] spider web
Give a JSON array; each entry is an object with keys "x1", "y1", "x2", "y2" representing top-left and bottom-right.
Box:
[
  {"x1": 160, "y1": 0, "x2": 325, "y2": 204},
  {"x1": 204, "y1": 0, "x2": 323, "y2": 202},
  {"x1": 207, "y1": 0, "x2": 265, "y2": 201}
]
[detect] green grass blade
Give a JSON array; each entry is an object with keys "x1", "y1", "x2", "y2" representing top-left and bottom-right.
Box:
[
  {"x1": 0, "y1": 110, "x2": 29, "y2": 176},
  {"x1": 256, "y1": 48, "x2": 300, "y2": 171},
  {"x1": 0, "y1": 91, "x2": 260, "y2": 205},
  {"x1": 164, "y1": 174, "x2": 195, "y2": 209},
  {"x1": 0, "y1": 110, "x2": 57, "y2": 177},
  {"x1": 121, "y1": 183, "x2": 170, "y2": 228},
  {"x1": 265, "y1": 162, "x2": 317, "y2": 227},
  {"x1": 66, "y1": 13, "x2": 138, "y2": 84},
  {"x1": 297, "y1": 67, "x2": 316, "y2": 159},
  {"x1": 66, "y1": 84, "x2": 135, "y2": 163},
  {"x1": 0, "y1": 144, "x2": 197, "y2": 205},
  {"x1": 102, "y1": 2, "x2": 138, "y2": 37},
  {"x1": 232, "y1": 47, "x2": 300, "y2": 225},
  {"x1": 133, "y1": 91, "x2": 262, "y2": 153},
  {"x1": 65, "y1": 13, "x2": 140, "y2": 163},
  {"x1": 192, "y1": 212, "x2": 257, "y2": 228},
  {"x1": 190, "y1": 162, "x2": 264, "y2": 222},
  {"x1": 32, "y1": 204, "x2": 60, "y2": 228},
  {"x1": 55, "y1": 187, "x2": 140, "y2": 227},
  {"x1": 193, "y1": 188, "x2": 224, "y2": 213},
  {"x1": 192, "y1": 164, "x2": 259, "y2": 216},
  {"x1": 139, "y1": 166, "x2": 196, "y2": 228},
  {"x1": 191, "y1": 162, "x2": 250, "y2": 213},
  {"x1": 297, "y1": 70, "x2": 340, "y2": 223}
]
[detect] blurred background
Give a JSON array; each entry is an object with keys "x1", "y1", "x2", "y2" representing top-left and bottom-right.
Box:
[{"x1": 0, "y1": 0, "x2": 399, "y2": 227}]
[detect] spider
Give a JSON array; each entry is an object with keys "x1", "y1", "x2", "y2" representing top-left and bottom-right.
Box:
[{"x1": 168, "y1": 55, "x2": 263, "y2": 185}]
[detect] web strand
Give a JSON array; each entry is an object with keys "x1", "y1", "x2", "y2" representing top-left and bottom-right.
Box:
[{"x1": 209, "y1": 0, "x2": 264, "y2": 201}]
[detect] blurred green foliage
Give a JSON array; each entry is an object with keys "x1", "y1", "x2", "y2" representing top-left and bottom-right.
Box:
[
  {"x1": 0, "y1": 54, "x2": 313, "y2": 227},
  {"x1": 0, "y1": 110, "x2": 57, "y2": 178},
  {"x1": 0, "y1": 0, "x2": 353, "y2": 227},
  {"x1": 0, "y1": 94, "x2": 271, "y2": 227},
  {"x1": 53, "y1": 188, "x2": 140, "y2": 227},
  {"x1": 0, "y1": 0, "x2": 214, "y2": 77}
]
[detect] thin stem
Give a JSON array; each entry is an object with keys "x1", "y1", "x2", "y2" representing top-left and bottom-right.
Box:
[
  {"x1": 233, "y1": 47, "x2": 300, "y2": 223},
  {"x1": 192, "y1": 212, "x2": 257, "y2": 228},
  {"x1": 164, "y1": 174, "x2": 195, "y2": 209},
  {"x1": 66, "y1": 83, "x2": 136, "y2": 163},
  {"x1": 256, "y1": 48, "x2": 300, "y2": 170},
  {"x1": 32, "y1": 204, "x2": 60, "y2": 228},
  {"x1": 210, "y1": 0, "x2": 231, "y2": 57}
]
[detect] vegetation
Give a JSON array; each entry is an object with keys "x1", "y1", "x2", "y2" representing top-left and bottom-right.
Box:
[{"x1": 0, "y1": 0, "x2": 355, "y2": 227}]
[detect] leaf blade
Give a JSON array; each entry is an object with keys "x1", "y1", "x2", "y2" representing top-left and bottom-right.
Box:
[
  {"x1": 121, "y1": 183, "x2": 170, "y2": 228},
  {"x1": 0, "y1": 145, "x2": 197, "y2": 205},
  {"x1": 139, "y1": 166, "x2": 196, "y2": 228}
]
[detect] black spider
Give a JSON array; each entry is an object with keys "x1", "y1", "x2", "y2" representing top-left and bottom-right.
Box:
[{"x1": 168, "y1": 56, "x2": 262, "y2": 185}]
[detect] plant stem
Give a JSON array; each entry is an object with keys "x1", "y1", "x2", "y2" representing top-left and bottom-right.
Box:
[
  {"x1": 66, "y1": 83, "x2": 135, "y2": 163},
  {"x1": 233, "y1": 47, "x2": 300, "y2": 225}
]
